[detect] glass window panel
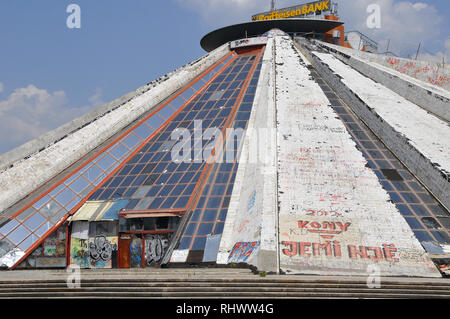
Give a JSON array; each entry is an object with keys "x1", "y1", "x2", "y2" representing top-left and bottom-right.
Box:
[
  {"x1": 190, "y1": 81, "x2": 205, "y2": 93},
  {"x1": 130, "y1": 218, "x2": 144, "y2": 231},
  {"x1": 85, "y1": 165, "x2": 103, "y2": 182},
  {"x1": 122, "y1": 133, "x2": 141, "y2": 150},
  {"x1": 178, "y1": 236, "x2": 192, "y2": 250},
  {"x1": 110, "y1": 144, "x2": 129, "y2": 160},
  {"x1": 58, "y1": 229, "x2": 67, "y2": 241},
  {"x1": 401, "y1": 192, "x2": 420, "y2": 204},
  {"x1": 0, "y1": 219, "x2": 20, "y2": 237},
  {"x1": 64, "y1": 171, "x2": 80, "y2": 186},
  {"x1": 7, "y1": 225, "x2": 31, "y2": 245},
  {"x1": 160, "y1": 197, "x2": 177, "y2": 209},
  {"x1": 50, "y1": 210, "x2": 67, "y2": 224},
  {"x1": 159, "y1": 140, "x2": 177, "y2": 152},
  {"x1": 143, "y1": 219, "x2": 155, "y2": 231},
  {"x1": 80, "y1": 185, "x2": 95, "y2": 199},
  {"x1": 432, "y1": 231, "x2": 450, "y2": 243},
  {"x1": 158, "y1": 105, "x2": 176, "y2": 120},
  {"x1": 182, "y1": 89, "x2": 195, "y2": 101},
  {"x1": 133, "y1": 124, "x2": 154, "y2": 141},
  {"x1": 405, "y1": 217, "x2": 424, "y2": 230},
  {"x1": 35, "y1": 221, "x2": 54, "y2": 238},
  {"x1": 396, "y1": 204, "x2": 413, "y2": 216},
  {"x1": 54, "y1": 188, "x2": 77, "y2": 207},
  {"x1": 133, "y1": 186, "x2": 152, "y2": 198},
  {"x1": 173, "y1": 196, "x2": 190, "y2": 209},
  {"x1": 182, "y1": 184, "x2": 196, "y2": 196},
  {"x1": 134, "y1": 198, "x2": 154, "y2": 211},
  {"x1": 39, "y1": 200, "x2": 63, "y2": 219},
  {"x1": 16, "y1": 207, "x2": 36, "y2": 222},
  {"x1": 65, "y1": 198, "x2": 79, "y2": 212},
  {"x1": 156, "y1": 217, "x2": 169, "y2": 230},
  {"x1": 18, "y1": 234, "x2": 38, "y2": 251},
  {"x1": 97, "y1": 154, "x2": 116, "y2": 171},
  {"x1": 24, "y1": 213, "x2": 46, "y2": 232},
  {"x1": 422, "y1": 217, "x2": 441, "y2": 229},
  {"x1": 414, "y1": 231, "x2": 434, "y2": 242},
  {"x1": 146, "y1": 116, "x2": 165, "y2": 130},
  {"x1": 184, "y1": 223, "x2": 197, "y2": 236},
  {"x1": 32, "y1": 195, "x2": 51, "y2": 210},
  {"x1": 169, "y1": 97, "x2": 186, "y2": 110},
  {"x1": 411, "y1": 205, "x2": 431, "y2": 216},
  {"x1": 68, "y1": 176, "x2": 90, "y2": 194},
  {"x1": 49, "y1": 183, "x2": 66, "y2": 198},
  {"x1": 92, "y1": 173, "x2": 108, "y2": 186},
  {"x1": 192, "y1": 237, "x2": 207, "y2": 250}
]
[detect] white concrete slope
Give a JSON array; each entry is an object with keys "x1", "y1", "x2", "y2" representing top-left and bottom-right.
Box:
[
  {"x1": 315, "y1": 41, "x2": 450, "y2": 122},
  {"x1": 275, "y1": 36, "x2": 439, "y2": 277},
  {"x1": 0, "y1": 44, "x2": 230, "y2": 215},
  {"x1": 313, "y1": 51, "x2": 450, "y2": 211},
  {"x1": 216, "y1": 38, "x2": 279, "y2": 272}
]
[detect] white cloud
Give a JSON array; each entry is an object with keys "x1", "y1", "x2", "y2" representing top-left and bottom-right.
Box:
[
  {"x1": 0, "y1": 85, "x2": 102, "y2": 154},
  {"x1": 0, "y1": 82, "x2": 3, "y2": 93},
  {"x1": 332, "y1": 0, "x2": 445, "y2": 58}
]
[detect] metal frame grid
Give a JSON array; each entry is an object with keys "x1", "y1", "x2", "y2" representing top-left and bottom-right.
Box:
[
  {"x1": 88, "y1": 54, "x2": 259, "y2": 216},
  {"x1": 310, "y1": 69, "x2": 450, "y2": 252},
  {"x1": 0, "y1": 51, "x2": 236, "y2": 269},
  {"x1": 178, "y1": 49, "x2": 264, "y2": 252}
]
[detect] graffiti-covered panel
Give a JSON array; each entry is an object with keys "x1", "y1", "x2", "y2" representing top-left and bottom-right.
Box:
[
  {"x1": 70, "y1": 238, "x2": 90, "y2": 269},
  {"x1": 145, "y1": 234, "x2": 170, "y2": 266},
  {"x1": 89, "y1": 236, "x2": 117, "y2": 269}
]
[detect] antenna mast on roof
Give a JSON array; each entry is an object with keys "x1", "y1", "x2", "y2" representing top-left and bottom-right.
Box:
[{"x1": 271, "y1": 0, "x2": 276, "y2": 11}]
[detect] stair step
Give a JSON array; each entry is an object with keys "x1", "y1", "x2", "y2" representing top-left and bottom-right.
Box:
[{"x1": 0, "y1": 291, "x2": 447, "y2": 299}]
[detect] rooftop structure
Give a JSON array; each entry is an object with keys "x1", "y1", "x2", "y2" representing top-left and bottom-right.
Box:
[{"x1": 0, "y1": 2, "x2": 449, "y2": 284}]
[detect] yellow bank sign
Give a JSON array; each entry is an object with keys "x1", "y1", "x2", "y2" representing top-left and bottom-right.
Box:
[{"x1": 252, "y1": 0, "x2": 331, "y2": 21}]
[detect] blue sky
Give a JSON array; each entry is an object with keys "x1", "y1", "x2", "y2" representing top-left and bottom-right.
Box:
[{"x1": 0, "y1": 0, "x2": 448, "y2": 153}]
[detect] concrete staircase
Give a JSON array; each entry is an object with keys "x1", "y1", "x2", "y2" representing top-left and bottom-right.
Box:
[{"x1": 0, "y1": 268, "x2": 449, "y2": 299}]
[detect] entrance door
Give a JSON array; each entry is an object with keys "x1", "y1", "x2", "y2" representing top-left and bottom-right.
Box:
[{"x1": 118, "y1": 235, "x2": 131, "y2": 268}]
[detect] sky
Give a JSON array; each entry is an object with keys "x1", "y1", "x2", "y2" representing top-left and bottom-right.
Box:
[{"x1": 0, "y1": 0, "x2": 448, "y2": 154}]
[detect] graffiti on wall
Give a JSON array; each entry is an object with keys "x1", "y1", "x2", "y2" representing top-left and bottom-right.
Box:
[
  {"x1": 277, "y1": 214, "x2": 436, "y2": 274},
  {"x1": 385, "y1": 56, "x2": 450, "y2": 88},
  {"x1": 228, "y1": 241, "x2": 260, "y2": 263},
  {"x1": 70, "y1": 238, "x2": 90, "y2": 269},
  {"x1": 89, "y1": 236, "x2": 117, "y2": 269},
  {"x1": 145, "y1": 234, "x2": 170, "y2": 266},
  {"x1": 130, "y1": 236, "x2": 142, "y2": 268}
]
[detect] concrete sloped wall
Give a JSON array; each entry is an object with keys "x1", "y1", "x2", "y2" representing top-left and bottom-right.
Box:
[
  {"x1": 297, "y1": 38, "x2": 450, "y2": 214},
  {"x1": 217, "y1": 38, "x2": 279, "y2": 272},
  {"x1": 314, "y1": 40, "x2": 450, "y2": 122},
  {"x1": 0, "y1": 44, "x2": 230, "y2": 217},
  {"x1": 317, "y1": 42, "x2": 450, "y2": 91},
  {"x1": 275, "y1": 36, "x2": 439, "y2": 277}
]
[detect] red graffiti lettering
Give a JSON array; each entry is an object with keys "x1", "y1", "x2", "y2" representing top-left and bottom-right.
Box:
[{"x1": 281, "y1": 241, "x2": 298, "y2": 257}]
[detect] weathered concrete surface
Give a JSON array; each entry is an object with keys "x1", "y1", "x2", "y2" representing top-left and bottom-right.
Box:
[
  {"x1": 297, "y1": 40, "x2": 450, "y2": 213},
  {"x1": 0, "y1": 44, "x2": 230, "y2": 215},
  {"x1": 216, "y1": 38, "x2": 278, "y2": 272},
  {"x1": 312, "y1": 40, "x2": 450, "y2": 122},
  {"x1": 314, "y1": 42, "x2": 450, "y2": 91},
  {"x1": 275, "y1": 36, "x2": 440, "y2": 277}
]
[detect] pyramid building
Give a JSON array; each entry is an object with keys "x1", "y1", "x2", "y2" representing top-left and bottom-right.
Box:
[{"x1": 0, "y1": 2, "x2": 449, "y2": 278}]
